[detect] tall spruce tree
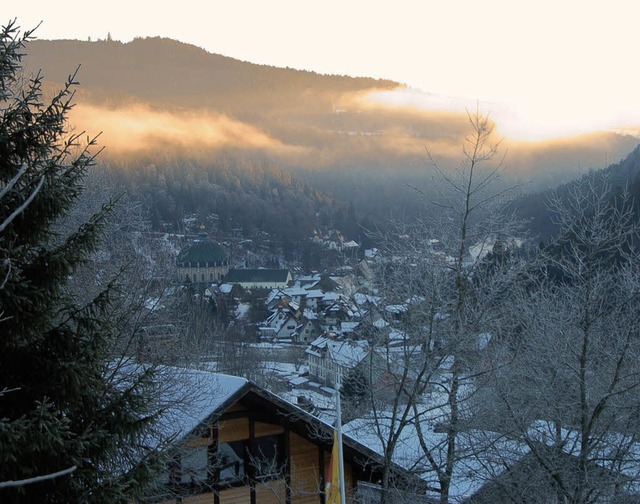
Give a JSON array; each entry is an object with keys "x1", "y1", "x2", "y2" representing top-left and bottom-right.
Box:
[{"x1": 0, "y1": 21, "x2": 162, "y2": 502}]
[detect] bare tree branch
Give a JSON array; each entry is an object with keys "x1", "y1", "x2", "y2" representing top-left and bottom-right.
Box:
[{"x1": 0, "y1": 466, "x2": 76, "y2": 489}]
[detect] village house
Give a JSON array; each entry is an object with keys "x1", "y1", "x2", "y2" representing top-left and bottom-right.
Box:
[
  {"x1": 265, "y1": 288, "x2": 289, "y2": 311},
  {"x1": 145, "y1": 367, "x2": 422, "y2": 504},
  {"x1": 293, "y1": 319, "x2": 320, "y2": 345},
  {"x1": 305, "y1": 335, "x2": 369, "y2": 388},
  {"x1": 279, "y1": 285, "x2": 309, "y2": 307},
  {"x1": 322, "y1": 299, "x2": 356, "y2": 330},
  {"x1": 258, "y1": 302, "x2": 301, "y2": 342},
  {"x1": 302, "y1": 290, "x2": 324, "y2": 311}
]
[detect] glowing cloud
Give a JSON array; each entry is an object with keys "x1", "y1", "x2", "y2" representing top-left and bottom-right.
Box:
[
  {"x1": 362, "y1": 87, "x2": 479, "y2": 114},
  {"x1": 68, "y1": 103, "x2": 305, "y2": 157},
  {"x1": 357, "y1": 86, "x2": 640, "y2": 143}
]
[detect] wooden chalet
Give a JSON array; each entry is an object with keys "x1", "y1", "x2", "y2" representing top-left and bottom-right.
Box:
[{"x1": 145, "y1": 368, "x2": 422, "y2": 504}]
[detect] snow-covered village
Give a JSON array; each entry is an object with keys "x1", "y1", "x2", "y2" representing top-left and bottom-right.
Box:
[
  {"x1": 119, "y1": 207, "x2": 640, "y2": 503},
  {"x1": 6, "y1": 12, "x2": 640, "y2": 504}
]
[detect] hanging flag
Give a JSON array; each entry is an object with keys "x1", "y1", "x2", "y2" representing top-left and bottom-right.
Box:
[
  {"x1": 326, "y1": 391, "x2": 346, "y2": 504},
  {"x1": 326, "y1": 429, "x2": 341, "y2": 504}
]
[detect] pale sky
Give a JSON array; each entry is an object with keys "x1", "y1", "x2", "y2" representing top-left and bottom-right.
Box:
[{"x1": 7, "y1": 1, "x2": 640, "y2": 140}]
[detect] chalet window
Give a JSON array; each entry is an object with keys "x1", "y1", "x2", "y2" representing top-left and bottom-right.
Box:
[
  {"x1": 252, "y1": 435, "x2": 285, "y2": 481},
  {"x1": 218, "y1": 440, "x2": 246, "y2": 484},
  {"x1": 216, "y1": 435, "x2": 285, "y2": 486},
  {"x1": 181, "y1": 445, "x2": 209, "y2": 484}
]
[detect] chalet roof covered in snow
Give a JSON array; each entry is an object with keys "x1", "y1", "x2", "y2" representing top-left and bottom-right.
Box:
[
  {"x1": 145, "y1": 366, "x2": 424, "y2": 491},
  {"x1": 155, "y1": 367, "x2": 248, "y2": 442},
  {"x1": 343, "y1": 406, "x2": 640, "y2": 502},
  {"x1": 342, "y1": 408, "x2": 528, "y2": 501}
]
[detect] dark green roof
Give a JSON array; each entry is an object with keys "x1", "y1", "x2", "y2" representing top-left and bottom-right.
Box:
[
  {"x1": 226, "y1": 269, "x2": 291, "y2": 284},
  {"x1": 177, "y1": 240, "x2": 228, "y2": 265}
]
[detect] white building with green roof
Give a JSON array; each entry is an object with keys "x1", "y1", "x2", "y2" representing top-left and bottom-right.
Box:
[{"x1": 176, "y1": 236, "x2": 230, "y2": 284}]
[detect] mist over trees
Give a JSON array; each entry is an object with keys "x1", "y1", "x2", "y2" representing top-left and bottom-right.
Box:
[
  {"x1": 19, "y1": 36, "x2": 640, "y2": 228},
  {"x1": 11, "y1": 36, "x2": 638, "y2": 275},
  {"x1": 103, "y1": 154, "x2": 425, "y2": 244}
]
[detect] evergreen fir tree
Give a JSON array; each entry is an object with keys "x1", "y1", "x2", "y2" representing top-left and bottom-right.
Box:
[
  {"x1": 340, "y1": 366, "x2": 370, "y2": 423},
  {"x1": 0, "y1": 21, "x2": 162, "y2": 502}
]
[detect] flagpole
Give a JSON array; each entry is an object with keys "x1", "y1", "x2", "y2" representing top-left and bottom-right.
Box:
[{"x1": 336, "y1": 389, "x2": 347, "y2": 504}]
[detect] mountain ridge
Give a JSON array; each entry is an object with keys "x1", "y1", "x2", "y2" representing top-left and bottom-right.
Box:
[
  {"x1": 21, "y1": 37, "x2": 639, "y2": 188},
  {"x1": 24, "y1": 37, "x2": 401, "y2": 113}
]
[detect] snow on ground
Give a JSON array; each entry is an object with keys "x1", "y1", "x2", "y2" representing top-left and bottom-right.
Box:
[
  {"x1": 259, "y1": 360, "x2": 301, "y2": 378},
  {"x1": 144, "y1": 297, "x2": 164, "y2": 311}
]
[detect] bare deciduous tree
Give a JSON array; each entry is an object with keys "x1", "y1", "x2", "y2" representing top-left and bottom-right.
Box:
[
  {"x1": 482, "y1": 175, "x2": 640, "y2": 503},
  {"x1": 354, "y1": 109, "x2": 526, "y2": 504}
]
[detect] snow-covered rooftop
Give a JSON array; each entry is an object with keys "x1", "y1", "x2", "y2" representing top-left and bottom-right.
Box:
[
  {"x1": 144, "y1": 366, "x2": 248, "y2": 444},
  {"x1": 306, "y1": 336, "x2": 369, "y2": 368},
  {"x1": 353, "y1": 292, "x2": 380, "y2": 306},
  {"x1": 219, "y1": 283, "x2": 234, "y2": 294},
  {"x1": 283, "y1": 286, "x2": 308, "y2": 297}
]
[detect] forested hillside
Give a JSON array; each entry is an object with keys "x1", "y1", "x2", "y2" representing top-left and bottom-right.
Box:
[
  {"x1": 24, "y1": 38, "x2": 640, "y2": 183},
  {"x1": 20, "y1": 37, "x2": 640, "y2": 254},
  {"x1": 24, "y1": 37, "x2": 398, "y2": 111},
  {"x1": 106, "y1": 153, "x2": 432, "y2": 239},
  {"x1": 512, "y1": 144, "x2": 640, "y2": 242}
]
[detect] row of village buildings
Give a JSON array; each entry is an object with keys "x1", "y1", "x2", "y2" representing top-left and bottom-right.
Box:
[
  {"x1": 137, "y1": 233, "x2": 432, "y2": 503},
  {"x1": 175, "y1": 232, "x2": 418, "y2": 391}
]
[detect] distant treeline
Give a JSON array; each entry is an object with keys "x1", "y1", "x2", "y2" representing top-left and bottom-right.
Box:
[
  {"x1": 511, "y1": 144, "x2": 640, "y2": 242},
  {"x1": 102, "y1": 150, "x2": 456, "y2": 263},
  {"x1": 100, "y1": 143, "x2": 640, "y2": 266}
]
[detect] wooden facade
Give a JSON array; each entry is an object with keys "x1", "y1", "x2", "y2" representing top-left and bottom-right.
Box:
[{"x1": 145, "y1": 378, "x2": 414, "y2": 504}]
